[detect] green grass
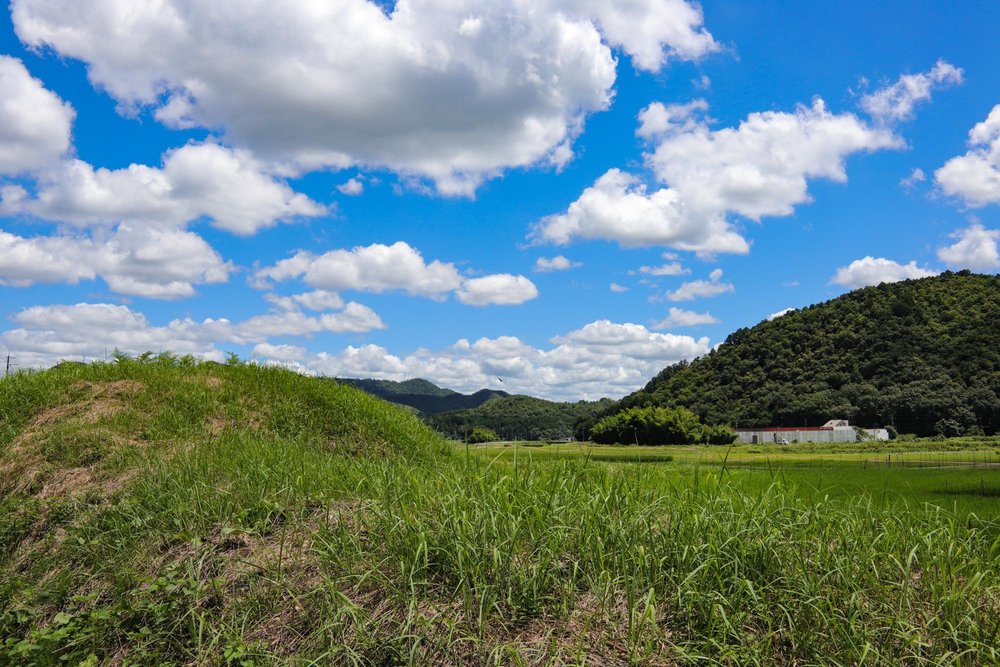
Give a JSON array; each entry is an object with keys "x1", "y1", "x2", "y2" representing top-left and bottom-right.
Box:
[
  {"x1": 474, "y1": 441, "x2": 1000, "y2": 520},
  {"x1": 2, "y1": 358, "x2": 1000, "y2": 664}
]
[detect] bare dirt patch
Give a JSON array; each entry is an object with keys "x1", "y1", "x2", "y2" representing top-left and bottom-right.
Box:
[{"x1": 2, "y1": 381, "x2": 146, "y2": 498}]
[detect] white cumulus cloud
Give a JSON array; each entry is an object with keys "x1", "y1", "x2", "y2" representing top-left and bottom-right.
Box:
[
  {"x1": 900, "y1": 168, "x2": 926, "y2": 190},
  {"x1": 767, "y1": 308, "x2": 795, "y2": 321},
  {"x1": 936, "y1": 224, "x2": 1000, "y2": 270},
  {"x1": 860, "y1": 60, "x2": 964, "y2": 123},
  {"x1": 337, "y1": 178, "x2": 364, "y2": 196},
  {"x1": 533, "y1": 168, "x2": 750, "y2": 254},
  {"x1": 265, "y1": 290, "x2": 346, "y2": 313},
  {"x1": 534, "y1": 255, "x2": 581, "y2": 272},
  {"x1": 1, "y1": 303, "x2": 233, "y2": 366},
  {"x1": 3, "y1": 304, "x2": 712, "y2": 401},
  {"x1": 0, "y1": 55, "x2": 75, "y2": 175},
  {"x1": 9, "y1": 143, "x2": 325, "y2": 235},
  {"x1": 251, "y1": 343, "x2": 307, "y2": 363},
  {"x1": 299, "y1": 320, "x2": 711, "y2": 400},
  {"x1": 255, "y1": 241, "x2": 537, "y2": 306},
  {"x1": 236, "y1": 302, "x2": 386, "y2": 338},
  {"x1": 535, "y1": 97, "x2": 900, "y2": 255},
  {"x1": 0, "y1": 225, "x2": 231, "y2": 298},
  {"x1": 0, "y1": 298, "x2": 387, "y2": 368},
  {"x1": 636, "y1": 99, "x2": 709, "y2": 138},
  {"x1": 11, "y1": 0, "x2": 716, "y2": 195},
  {"x1": 831, "y1": 256, "x2": 938, "y2": 289},
  {"x1": 935, "y1": 105, "x2": 1000, "y2": 207},
  {"x1": 637, "y1": 260, "x2": 689, "y2": 276},
  {"x1": 456, "y1": 274, "x2": 539, "y2": 306},
  {"x1": 662, "y1": 268, "x2": 734, "y2": 302},
  {"x1": 652, "y1": 307, "x2": 719, "y2": 328}
]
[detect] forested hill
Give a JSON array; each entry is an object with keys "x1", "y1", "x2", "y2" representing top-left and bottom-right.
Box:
[
  {"x1": 615, "y1": 271, "x2": 1000, "y2": 437},
  {"x1": 429, "y1": 394, "x2": 615, "y2": 441},
  {"x1": 337, "y1": 377, "x2": 508, "y2": 415}
]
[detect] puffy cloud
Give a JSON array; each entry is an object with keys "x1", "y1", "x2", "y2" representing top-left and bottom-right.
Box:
[
  {"x1": 662, "y1": 268, "x2": 734, "y2": 302},
  {"x1": 533, "y1": 168, "x2": 750, "y2": 254},
  {"x1": 236, "y1": 302, "x2": 385, "y2": 338},
  {"x1": 636, "y1": 99, "x2": 708, "y2": 138},
  {"x1": 9, "y1": 143, "x2": 325, "y2": 235},
  {"x1": 637, "y1": 260, "x2": 688, "y2": 276},
  {"x1": 534, "y1": 255, "x2": 581, "y2": 272},
  {"x1": 609, "y1": 282, "x2": 629, "y2": 293},
  {"x1": 0, "y1": 303, "x2": 232, "y2": 366},
  {"x1": 0, "y1": 55, "x2": 75, "y2": 175},
  {"x1": 0, "y1": 225, "x2": 231, "y2": 298},
  {"x1": 644, "y1": 98, "x2": 901, "y2": 221},
  {"x1": 255, "y1": 241, "x2": 462, "y2": 296},
  {"x1": 265, "y1": 290, "x2": 346, "y2": 312},
  {"x1": 4, "y1": 303, "x2": 712, "y2": 400},
  {"x1": 337, "y1": 178, "x2": 364, "y2": 196},
  {"x1": 0, "y1": 230, "x2": 95, "y2": 287},
  {"x1": 535, "y1": 98, "x2": 900, "y2": 254},
  {"x1": 900, "y1": 168, "x2": 926, "y2": 189},
  {"x1": 831, "y1": 256, "x2": 938, "y2": 289},
  {"x1": 652, "y1": 307, "x2": 719, "y2": 328},
  {"x1": 251, "y1": 343, "x2": 306, "y2": 363},
  {"x1": 295, "y1": 319, "x2": 711, "y2": 400},
  {"x1": 455, "y1": 274, "x2": 539, "y2": 306},
  {"x1": 255, "y1": 241, "x2": 537, "y2": 306},
  {"x1": 860, "y1": 60, "x2": 963, "y2": 123},
  {"x1": 12, "y1": 0, "x2": 716, "y2": 194},
  {"x1": 0, "y1": 297, "x2": 386, "y2": 368},
  {"x1": 552, "y1": 0, "x2": 718, "y2": 70},
  {"x1": 935, "y1": 105, "x2": 1000, "y2": 207},
  {"x1": 936, "y1": 224, "x2": 1000, "y2": 270},
  {"x1": 767, "y1": 308, "x2": 795, "y2": 321}
]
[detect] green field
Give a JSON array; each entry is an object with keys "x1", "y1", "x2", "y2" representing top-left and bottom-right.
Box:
[
  {"x1": 3, "y1": 360, "x2": 1000, "y2": 664},
  {"x1": 473, "y1": 441, "x2": 1000, "y2": 521}
]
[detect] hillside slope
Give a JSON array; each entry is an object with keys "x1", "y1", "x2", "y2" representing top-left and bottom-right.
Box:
[
  {"x1": 615, "y1": 271, "x2": 1000, "y2": 436},
  {"x1": 338, "y1": 377, "x2": 508, "y2": 415},
  {"x1": 429, "y1": 394, "x2": 614, "y2": 441}
]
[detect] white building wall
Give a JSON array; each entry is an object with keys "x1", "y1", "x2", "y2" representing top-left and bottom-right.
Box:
[{"x1": 736, "y1": 428, "x2": 889, "y2": 444}]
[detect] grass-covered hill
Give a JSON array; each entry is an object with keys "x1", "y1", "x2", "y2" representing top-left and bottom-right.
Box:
[
  {"x1": 0, "y1": 356, "x2": 451, "y2": 663},
  {"x1": 3, "y1": 355, "x2": 999, "y2": 664},
  {"x1": 338, "y1": 377, "x2": 508, "y2": 415},
  {"x1": 614, "y1": 271, "x2": 1000, "y2": 437},
  {"x1": 428, "y1": 394, "x2": 614, "y2": 441}
]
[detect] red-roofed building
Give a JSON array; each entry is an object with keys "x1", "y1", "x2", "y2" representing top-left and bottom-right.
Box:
[{"x1": 735, "y1": 420, "x2": 889, "y2": 444}]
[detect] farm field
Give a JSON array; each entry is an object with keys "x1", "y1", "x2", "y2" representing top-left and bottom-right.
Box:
[
  {"x1": 472, "y1": 441, "x2": 1000, "y2": 521},
  {"x1": 2, "y1": 360, "x2": 1000, "y2": 664}
]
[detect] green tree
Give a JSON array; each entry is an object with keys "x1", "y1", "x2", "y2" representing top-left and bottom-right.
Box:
[{"x1": 464, "y1": 426, "x2": 499, "y2": 444}]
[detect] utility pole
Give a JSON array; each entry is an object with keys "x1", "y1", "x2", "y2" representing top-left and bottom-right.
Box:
[{"x1": 5, "y1": 354, "x2": 11, "y2": 377}]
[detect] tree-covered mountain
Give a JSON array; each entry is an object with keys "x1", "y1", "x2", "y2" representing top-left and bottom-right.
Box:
[
  {"x1": 607, "y1": 271, "x2": 1000, "y2": 437},
  {"x1": 429, "y1": 394, "x2": 614, "y2": 441},
  {"x1": 338, "y1": 377, "x2": 508, "y2": 415}
]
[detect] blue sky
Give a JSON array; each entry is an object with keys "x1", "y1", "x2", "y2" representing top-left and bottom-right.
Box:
[{"x1": 1, "y1": 0, "x2": 998, "y2": 400}]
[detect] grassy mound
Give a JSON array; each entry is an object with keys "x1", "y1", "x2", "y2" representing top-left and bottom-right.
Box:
[
  {"x1": 0, "y1": 357, "x2": 451, "y2": 662},
  {"x1": 1, "y1": 356, "x2": 447, "y2": 490},
  {"x1": 2, "y1": 357, "x2": 999, "y2": 664}
]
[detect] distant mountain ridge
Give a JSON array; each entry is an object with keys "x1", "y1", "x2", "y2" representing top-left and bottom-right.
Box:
[
  {"x1": 338, "y1": 377, "x2": 509, "y2": 415},
  {"x1": 429, "y1": 394, "x2": 615, "y2": 441},
  {"x1": 603, "y1": 271, "x2": 1000, "y2": 437}
]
